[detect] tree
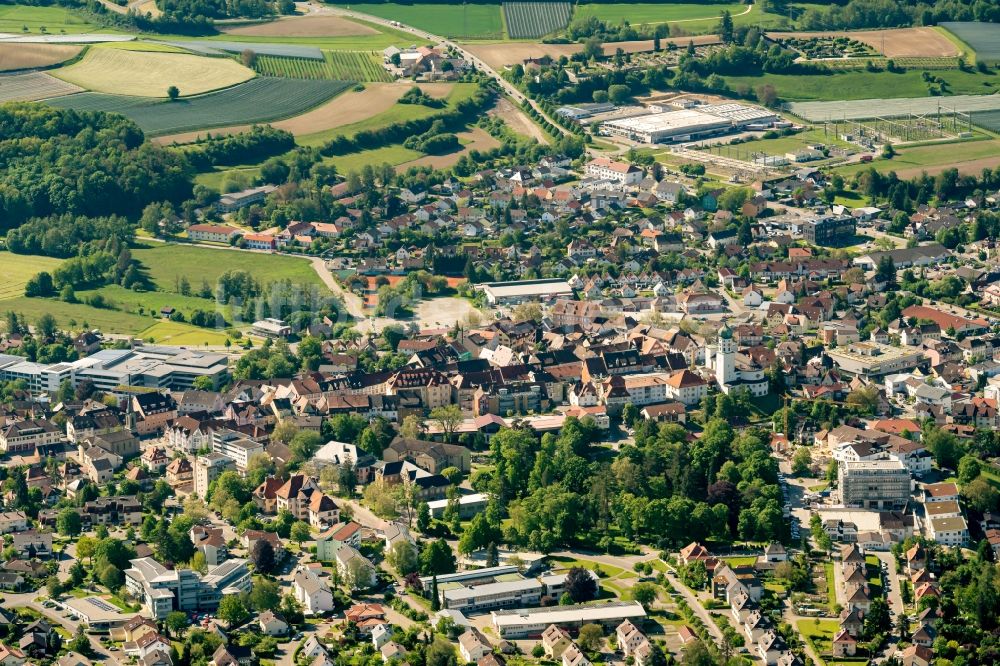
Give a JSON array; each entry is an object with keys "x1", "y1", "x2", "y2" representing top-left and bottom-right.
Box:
[
  {"x1": 430, "y1": 575, "x2": 440, "y2": 611},
  {"x1": 416, "y1": 501, "x2": 431, "y2": 532},
  {"x1": 564, "y1": 566, "x2": 598, "y2": 602},
  {"x1": 430, "y1": 404, "x2": 463, "y2": 443},
  {"x1": 37, "y1": 312, "x2": 58, "y2": 340},
  {"x1": 240, "y1": 49, "x2": 257, "y2": 67},
  {"x1": 582, "y1": 36, "x2": 603, "y2": 61},
  {"x1": 250, "y1": 538, "x2": 276, "y2": 575},
  {"x1": 249, "y1": 576, "x2": 282, "y2": 612},
  {"x1": 578, "y1": 624, "x2": 603, "y2": 652},
  {"x1": 426, "y1": 636, "x2": 457, "y2": 666},
  {"x1": 167, "y1": 85, "x2": 180, "y2": 101},
  {"x1": 99, "y1": 563, "x2": 123, "y2": 590},
  {"x1": 791, "y1": 447, "x2": 812, "y2": 476},
  {"x1": 631, "y1": 581, "x2": 656, "y2": 608},
  {"x1": 290, "y1": 521, "x2": 312, "y2": 544},
  {"x1": 218, "y1": 595, "x2": 251, "y2": 628},
  {"x1": 47, "y1": 575, "x2": 63, "y2": 598},
  {"x1": 421, "y1": 538, "x2": 457, "y2": 576},
  {"x1": 718, "y1": 10, "x2": 734, "y2": 42},
  {"x1": 69, "y1": 626, "x2": 90, "y2": 656},
  {"x1": 165, "y1": 611, "x2": 190, "y2": 638},
  {"x1": 485, "y1": 542, "x2": 500, "y2": 568},
  {"x1": 388, "y1": 539, "x2": 419, "y2": 575},
  {"x1": 681, "y1": 640, "x2": 714, "y2": 666},
  {"x1": 863, "y1": 597, "x2": 892, "y2": 639},
  {"x1": 958, "y1": 455, "x2": 982, "y2": 485},
  {"x1": 56, "y1": 508, "x2": 82, "y2": 536}
]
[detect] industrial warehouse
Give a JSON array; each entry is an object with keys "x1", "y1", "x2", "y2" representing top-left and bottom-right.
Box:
[{"x1": 600, "y1": 103, "x2": 779, "y2": 144}]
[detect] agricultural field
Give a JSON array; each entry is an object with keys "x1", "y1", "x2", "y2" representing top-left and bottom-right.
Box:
[
  {"x1": 503, "y1": 2, "x2": 572, "y2": 39},
  {"x1": 254, "y1": 51, "x2": 391, "y2": 82},
  {"x1": 0, "y1": 43, "x2": 81, "y2": 71},
  {"x1": 0, "y1": 252, "x2": 64, "y2": 303},
  {"x1": 45, "y1": 77, "x2": 352, "y2": 135},
  {"x1": 821, "y1": 56, "x2": 962, "y2": 71},
  {"x1": 574, "y1": 2, "x2": 746, "y2": 25},
  {"x1": 974, "y1": 109, "x2": 1000, "y2": 133},
  {"x1": 222, "y1": 15, "x2": 379, "y2": 38},
  {"x1": 298, "y1": 81, "x2": 475, "y2": 146},
  {"x1": 167, "y1": 40, "x2": 324, "y2": 59},
  {"x1": 772, "y1": 27, "x2": 960, "y2": 58},
  {"x1": 0, "y1": 71, "x2": 82, "y2": 102},
  {"x1": 52, "y1": 47, "x2": 255, "y2": 97},
  {"x1": 833, "y1": 137, "x2": 1000, "y2": 179},
  {"x1": 941, "y1": 22, "x2": 1000, "y2": 63},
  {"x1": 347, "y1": 3, "x2": 503, "y2": 39},
  {"x1": 0, "y1": 4, "x2": 100, "y2": 33},
  {"x1": 724, "y1": 67, "x2": 1000, "y2": 102}
]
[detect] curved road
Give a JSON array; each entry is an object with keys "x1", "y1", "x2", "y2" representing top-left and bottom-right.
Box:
[{"x1": 320, "y1": 3, "x2": 571, "y2": 136}]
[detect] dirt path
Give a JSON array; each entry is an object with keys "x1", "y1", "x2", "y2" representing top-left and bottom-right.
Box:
[{"x1": 492, "y1": 96, "x2": 550, "y2": 144}]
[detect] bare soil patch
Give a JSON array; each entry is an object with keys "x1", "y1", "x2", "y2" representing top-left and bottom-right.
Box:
[
  {"x1": 492, "y1": 97, "x2": 549, "y2": 144},
  {"x1": 222, "y1": 15, "x2": 378, "y2": 37},
  {"x1": 0, "y1": 43, "x2": 81, "y2": 71},
  {"x1": 766, "y1": 28, "x2": 958, "y2": 57}
]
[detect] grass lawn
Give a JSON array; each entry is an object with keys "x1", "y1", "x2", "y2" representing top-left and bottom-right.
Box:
[
  {"x1": 723, "y1": 127, "x2": 852, "y2": 159},
  {"x1": 575, "y1": 2, "x2": 746, "y2": 25},
  {"x1": 833, "y1": 137, "x2": 1000, "y2": 177},
  {"x1": 550, "y1": 556, "x2": 625, "y2": 578},
  {"x1": 824, "y1": 562, "x2": 838, "y2": 611},
  {"x1": 0, "y1": 296, "x2": 154, "y2": 333},
  {"x1": 347, "y1": 3, "x2": 503, "y2": 39},
  {"x1": 194, "y1": 166, "x2": 261, "y2": 191},
  {"x1": 797, "y1": 618, "x2": 840, "y2": 655},
  {"x1": 0, "y1": 4, "x2": 102, "y2": 33},
  {"x1": 0, "y1": 251, "x2": 64, "y2": 303},
  {"x1": 138, "y1": 321, "x2": 235, "y2": 346},
  {"x1": 131, "y1": 242, "x2": 329, "y2": 292},
  {"x1": 725, "y1": 68, "x2": 1000, "y2": 101},
  {"x1": 723, "y1": 556, "x2": 758, "y2": 568}
]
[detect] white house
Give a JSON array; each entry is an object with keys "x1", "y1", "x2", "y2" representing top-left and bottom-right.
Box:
[{"x1": 293, "y1": 568, "x2": 334, "y2": 615}]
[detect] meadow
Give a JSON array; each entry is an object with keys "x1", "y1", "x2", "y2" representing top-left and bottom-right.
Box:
[
  {"x1": 0, "y1": 252, "x2": 64, "y2": 302},
  {"x1": 833, "y1": 137, "x2": 1000, "y2": 178},
  {"x1": 347, "y1": 3, "x2": 504, "y2": 39},
  {"x1": 52, "y1": 47, "x2": 255, "y2": 97},
  {"x1": 725, "y1": 67, "x2": 1000, "y2": 101},
  {"x1": 503, "y1": 2, "x2": 572, "y2": 39},
  {"x1": 0, "y1": 4, "x2": 101, "y2": 33},
  {"x1": 45, "y1": 77, "x2": 352, "y2": 135},
  {"x1": 574, "y1": 2, "x2": 746, "y2": 25}
]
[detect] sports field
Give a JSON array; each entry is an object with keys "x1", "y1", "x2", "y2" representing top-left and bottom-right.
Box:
[
  {"x1": 347, "y1": 3, "x2": 503, "y2": 39},
  {"x1": 0, "y1": 252, "x2": 64, "y2": 302},
  {"x1": 0, "y1": 43, "x2": 81, "y2": 71},
  {"x1": 52, "y1": 47, "x2": 255, "y2": 97},
  {"x1": 45, "y1": 77, "x2": 351, "y2": 135},
  {"x1": 575, "y1": 2, "x2": 746, "y2": 25},
  {"x1": 725, "y1": 68, "x2": 1000, "y2": 102}
]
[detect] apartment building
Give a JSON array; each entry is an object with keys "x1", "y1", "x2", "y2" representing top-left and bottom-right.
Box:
[
  {"x1": 195, "y1": 453, "x2": 235, "y2": 499},
  {"x1": 211, "y1": 428, "x2": 264, "y2": 472}
]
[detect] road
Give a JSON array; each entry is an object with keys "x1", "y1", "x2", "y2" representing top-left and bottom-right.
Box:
[
  {"x1": 323, "y1": 5, "x2": 571, "y2": 136},
  {"x1": 5, "y1": 591, "x2": 123, "y2": 666},
  {"x1": 659, "y1": 568, "x2": 726, "y2": 645}
]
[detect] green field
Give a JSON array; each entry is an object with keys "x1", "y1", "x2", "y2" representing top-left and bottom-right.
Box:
[
  {"x1": 254, "y1": 51, "x2": 392, "y2": 82},
  {"x1": 574, "y1": 2, "x2": 746, "y2": 25},
  {"x1": 0, "y1": 252, "x2": 64, "y2": 302},
  {"x1": 347, "y1": 3, "x2": 503, "y2": 39},
  {"x1": 726, "y1": 68, "x2": 1000, "y2": 101},
  {"x1": 323, "y1": 144, "x2": 424, "y2": 171},
  {"x1": 45, "y1": 77, "x2": 351, "y2": 136},
  {"x1": 0, "y1": 4, "x2": 101, "y2": 33},
  {"x1": 832, "y1": 137, "x2": 1000, "y2": 177},
  {"x1": 131, "y1": 243, "x2": 329, "y2": 292},
  {"x1": 0, "y1": 295, "x2": 157, "y2": 334},
  {"x1": 797, "y1": 618, "x2": 840, "y2": 659},
  {"x1": 941, "y1": 22, "x2": 1000, "y2": 64}
]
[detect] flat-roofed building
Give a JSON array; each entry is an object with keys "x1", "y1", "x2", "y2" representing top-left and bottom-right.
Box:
[
  {"x1": 63, "y1": 596, "x2": 142, "y2": 634},
  {"x1": 928, "y1": 516, "x2": 968, "y2": 547},
  {"x1": 478, "y1": 279, "x2": 574, "y2": 306},
  {"x1": 252, "y1": 318, "x2": 292, "y2": 339},
  {"x1": 211, "y1": 428, "x2": 264, "y2": 472},
  {"x1": 443, "y1": 578, "x2": 544, "y2": 614},
  {"x1": 826, "y1": 342, "x2": 924, "y2": 378},
  {"x1": 216, "y1": 185, "x2": 275, "y2": 213},
  {"x1": 491, "y1": 601, "x2": 647, "y2": 639},
  {"x1": 600, "y1": 110, "x2": 731, "y2": 144},
  {"x1": 839, "y1": 460, "x2": 910, "y2": 511},
  {"x1": 195, "y1": 453, "x2": 234, "y2": 499},
  {"x1": 125, "y1": 557, "x2": 250, "y2": 620}
]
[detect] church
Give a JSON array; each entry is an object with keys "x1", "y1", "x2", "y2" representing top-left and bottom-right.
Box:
[{"x1": 704, "y1": 324, "x2": 770, "y2": 397}]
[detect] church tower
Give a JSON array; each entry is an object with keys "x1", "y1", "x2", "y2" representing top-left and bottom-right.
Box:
[{"x1": 716, "y1": 324, "x2": 737, "y2": 388}]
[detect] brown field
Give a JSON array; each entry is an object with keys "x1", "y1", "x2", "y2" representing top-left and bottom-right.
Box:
[
  {"x1": 0, "y1": 44, "x2": 82, "y2": 72},
  {"x1": 491, "y1": 97, "x2": 549, "y2": 144},
  {"x1": 467, "y1": 35, "x2": 718, "y2": 69},
  {"x1": 894, "y1": 154, "x2": 1000, "y2": 179},
  {"x1": 399, "y1": 127, "x2": 501, "y2": 170},
  {"x1": 153, "y1": 81, "x2": 454, "y2": 144},
  {"x1": 767, "y1": 27, "x2": 959, "y2": 57},
  {"x1": 222, "y1": 15, "x2": 378, "y2": 37}
]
